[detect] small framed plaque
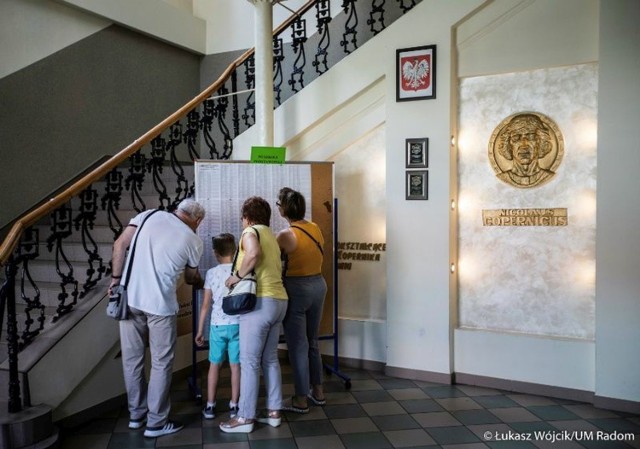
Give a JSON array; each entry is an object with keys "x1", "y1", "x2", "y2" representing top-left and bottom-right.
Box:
[
  {"x1": 406, "y1": 170, "x2": 428, "y2": 200},
  {"x1": 405, "y1": 138, "x2": 428, "y2": 168}
]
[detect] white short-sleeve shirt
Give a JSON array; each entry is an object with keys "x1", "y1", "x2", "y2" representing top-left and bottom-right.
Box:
[
  {"x1": 204, "y1": 263, "x2": 239, "y2": 326},
  {"x1": 122, "y1": 210, "x2": 203, "y2": 316}
]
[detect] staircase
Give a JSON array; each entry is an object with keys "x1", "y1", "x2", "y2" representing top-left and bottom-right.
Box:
[{"x1": 0, "y1": 1, "x2": 421, "y2": 447}]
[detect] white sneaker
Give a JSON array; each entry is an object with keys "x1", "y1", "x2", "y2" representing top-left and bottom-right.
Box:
[
  {"x1": 144, "y1": 420, "x2": 184, "y2": 438},
  {"x1": 202, "y1": 404, "x2": 216, "y2": 419},
  {"x1": 128, "y1": 417, "x2": 146, "y2": 430}
]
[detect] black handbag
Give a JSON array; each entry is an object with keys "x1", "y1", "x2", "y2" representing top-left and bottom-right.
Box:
[
  {"x1": 107, "y1": 209, "x2": 160, "y2": 320},
  {"x1": 222, "y1": 227, "x2": 259, "y2": 315}
]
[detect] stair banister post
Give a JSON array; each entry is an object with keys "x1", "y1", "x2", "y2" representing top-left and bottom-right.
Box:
[
  {"x1": 3, "y1": 255, "x2": 23, "y2": 413},
  {"x1": 249, "y1": 0, "x2": 275, "y2": 147}
]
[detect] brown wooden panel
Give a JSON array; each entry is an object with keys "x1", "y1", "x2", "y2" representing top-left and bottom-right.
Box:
[{"x1": 310, "y1": 163, "x2": 335, "y2": 336}]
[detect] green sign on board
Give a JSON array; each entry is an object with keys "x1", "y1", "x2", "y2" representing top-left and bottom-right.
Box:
[{"x1": 251, "y1": 146, "x2": 286, "y2": 164}]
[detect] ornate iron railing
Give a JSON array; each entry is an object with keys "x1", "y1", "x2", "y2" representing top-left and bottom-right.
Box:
[{"x1": 0, "y1": 0, "x2": 420, "y2": 414}]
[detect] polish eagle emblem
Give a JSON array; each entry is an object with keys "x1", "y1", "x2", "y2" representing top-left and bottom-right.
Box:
[{"x1": 401, "y1": 57, "x2": 430, "y2": 91}]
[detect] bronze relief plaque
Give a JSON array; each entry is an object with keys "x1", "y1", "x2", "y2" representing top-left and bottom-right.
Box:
[{"x1": 488, "y1": 112, "x2": 564, "y2": 188}]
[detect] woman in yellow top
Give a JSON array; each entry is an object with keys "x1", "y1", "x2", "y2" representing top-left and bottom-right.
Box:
[
  {"x1": 219, "y1": 196, "x2": 288, "y2": 434},
  {"x1": 276, "y1": 187, "x2": 327, "y2": 413}
]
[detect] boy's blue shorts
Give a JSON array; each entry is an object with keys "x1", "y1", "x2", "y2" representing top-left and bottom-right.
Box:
[{"x1": 208, "y1": 324, "x2": 240, "y2": 364}]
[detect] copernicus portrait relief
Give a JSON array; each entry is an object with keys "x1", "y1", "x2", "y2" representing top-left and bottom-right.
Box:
[{"x1": 488, "y1": 112, "x2": 564, "y2": 188}]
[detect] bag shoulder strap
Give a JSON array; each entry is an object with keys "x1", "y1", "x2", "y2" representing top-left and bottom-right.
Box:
[
  {"x1": 290, "y1": 224, "x2": 323, "y2": 255},
  {"x1": 231, "y1": 226, "x2": 260, "y2": 274},
  {"x1": 122, "y1": 209, "x2": 161, "y2": 287}
]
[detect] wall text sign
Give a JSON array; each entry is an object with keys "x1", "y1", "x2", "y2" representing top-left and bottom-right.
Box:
[{"x1": 482, "y1": 208, "x2": 568, "y2": 226}]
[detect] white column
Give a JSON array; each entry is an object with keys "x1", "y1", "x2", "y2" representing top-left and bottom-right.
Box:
[{"x1": 249, "y1": 0, "x2": 274, "y2": 147}]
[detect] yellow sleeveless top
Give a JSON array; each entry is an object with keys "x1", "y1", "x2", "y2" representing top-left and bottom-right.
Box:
[
  {"x1": 286, "y1": 221, "x2": 324, "y2": 277},
  {"x1": 238, "y1": 225, "x2": 288, "y2": 300}
]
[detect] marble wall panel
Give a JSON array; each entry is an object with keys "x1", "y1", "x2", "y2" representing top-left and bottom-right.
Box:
[{"x1": 458, "y1": 64, "x2": 597, "y2": 339}]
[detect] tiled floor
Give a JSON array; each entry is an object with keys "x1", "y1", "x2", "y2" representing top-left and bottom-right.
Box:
[{"x1": 59, "y1": 358, "x2": 640, "y2": 449}]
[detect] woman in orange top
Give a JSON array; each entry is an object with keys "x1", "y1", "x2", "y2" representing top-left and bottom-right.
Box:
[{"x1": 276, "y1": 187, "x2": 327, "y2": 413}]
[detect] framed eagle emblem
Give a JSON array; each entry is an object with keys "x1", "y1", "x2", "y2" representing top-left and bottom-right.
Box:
[{"x1": 396, "y1": 45, "x2": 436, "y2": 101}]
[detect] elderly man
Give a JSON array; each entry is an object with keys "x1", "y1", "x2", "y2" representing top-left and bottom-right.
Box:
[
  {"x1": 109, "y1": 199, "x2": 205, "y2": 438},
  {"x1": 496, "y1": 114, "x2": 556, "y2": 188}
]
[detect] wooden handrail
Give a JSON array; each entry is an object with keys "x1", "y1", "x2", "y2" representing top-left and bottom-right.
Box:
[{"x1": 0, "y1": 0, "x2": 319, "y2": 266}]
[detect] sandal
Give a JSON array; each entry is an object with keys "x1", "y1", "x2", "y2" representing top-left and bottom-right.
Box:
[
  {"x1": 281, "y1": 396, "x2": 310, "y2": 414},
  {"x1": 256, "y1": 409, "x2": 282, "y2": 427},
  {"x1": 307, "y1": 393, "x2": 326, "y2": 406},
  {"x1": 219, "y1": 416, "x2": 254, "y2": 433}
]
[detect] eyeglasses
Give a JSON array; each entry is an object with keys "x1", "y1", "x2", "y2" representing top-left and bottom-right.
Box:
[{"x1": 276, "y1": 201, "x2": 282, "y2": 207}]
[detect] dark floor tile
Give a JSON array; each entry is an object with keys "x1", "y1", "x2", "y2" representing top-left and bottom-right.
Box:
[
  {"x1": 361, "y1": 401, "x2": 407, "y2": 417},
  {"x1": 323, "y1": 404, "x2": 367, "y2": 419},
  {"x1": 351, "y1": 390, "x2": 393, "y2": 404},
  {"x1": 156, "y1": 445, "x2": 201, "y2": 449},
  {"x1": 424, "y1": 386, "x2": 469, "y2": 399},
  {"x1": 202, "y1": 425, "x2": 248, "y2": 444},
  {"x1": 588, "y1": 418, "x2": 640, "y2": 433},
  {"x1": 107, "y1": 431, "x2": 156, "y2": 449},
  {"x1": 486, "y1": 441, "x2": 538, "y2": 449},
  {"x1": 427, "y1": 426, "x2": 481, "y2": 445},
  {"x1": 325, "y1": 380, "x2": 352, "y2": 393},
  {"x1": 369, "y1": 371, "x2": 393, "y2": 380},
  {"x1": 72, "y1": 418, "x2": 118, "y2": 434},
  {"x1": 331, "y1": 417, "x2": 378, "y2": 434},
  {"x1": 527, "y1": 406, "x2": 581, "y2": 421},
  {"x1": 340, "y1": 431, "x2": 392, "y2": 449},
  {"x1": 579, "y1": 440, "x2": 638, "y2": 449},
  {"x1": 377, "y1": 378, "x2": 419, "y2": 390},
  {"x1": 414, "y1": 380, "x2": 450, "y2": 389},
  {"x1": 338, "y1": 370, "x2": 375, "y2": 380},
  {"x1": 474, "y1": 396, "x2": 521, "y2": 409},
  {"x1": 371, "y1": 414, "x2": 421, "y2": 431},
  {"x1": 383, "y1": 428, "x2": 437, "y2": 447},
  {"x1": 170, "y1": 388, "x2": 195, "y2": 402},
  {"x1": 412, "y1": 411, "x2": 463, "y2": 428},
  {"x1": 489, "y1": 407, "x2": 541, "y2": 423},
  {"x1": 293, "y1": 434, "x2": 346, "y2": 449},
  {"x1": 249, "y1": 438, "x2": 298, "y2": 449},
  {"x1": 453, "y1": 410, "x2": 504, "y2": 425},
  {"x1": 180, "y1": 413, "x2": 204, "y2": 428},
  {"x1": 508, "y1": 422, "x2": 557, "y2": 433},
  {"x1": 59, "y1": 433, "x2": 111, "y2": 449},
  {"x1": 289, "y1": 419, "x2": 336, "y2": 437},
  {"x1": 400, "y1": 398, "x2": 446, "y2": 413}
]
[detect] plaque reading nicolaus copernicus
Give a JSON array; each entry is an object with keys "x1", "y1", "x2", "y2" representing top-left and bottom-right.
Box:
[{"x1": 488, "y1": 112, "x2": 564, "y2": 188}]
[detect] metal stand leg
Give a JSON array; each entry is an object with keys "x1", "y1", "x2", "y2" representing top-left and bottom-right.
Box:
[{"x1": 321, "y1": 198, "x2": 351, "y2": 389}]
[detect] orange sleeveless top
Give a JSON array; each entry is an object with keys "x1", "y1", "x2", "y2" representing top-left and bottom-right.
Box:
[{"x1": 286, "y1": 221, "x2": 324, "y2": 277}]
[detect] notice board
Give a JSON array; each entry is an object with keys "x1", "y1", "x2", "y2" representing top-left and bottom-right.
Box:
[{"x1": 194, "y1": 160, "x2": 335, "y2": 335}]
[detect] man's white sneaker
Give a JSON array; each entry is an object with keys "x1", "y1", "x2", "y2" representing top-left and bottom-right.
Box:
[
  {"x1": 128, "y1": 417, "x2": 146, "y2": 430},
  {"x1": 143, "y1": 420, "x2": 184, "y2": 438}
]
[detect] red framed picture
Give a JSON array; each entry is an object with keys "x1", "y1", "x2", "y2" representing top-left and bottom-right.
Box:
[{"x1": 396, "y1": 45, "x2": 436, "y2": 102}]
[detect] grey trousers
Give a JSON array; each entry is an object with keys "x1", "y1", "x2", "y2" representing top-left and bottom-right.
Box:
[
  {"x1": 119, "y1": 307, "x2": 177, "y2": 428},
  {"x1": 238, "y1": 297, "x2": 287, "y2": 419},
  {"x1": 282, "y1": 275, "x2": 327, "y2": 396}
]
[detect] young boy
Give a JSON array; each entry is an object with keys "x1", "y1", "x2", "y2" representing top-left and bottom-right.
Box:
[{"x1": 195, "y1": 233, "x2": 240, "y2": 419}]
